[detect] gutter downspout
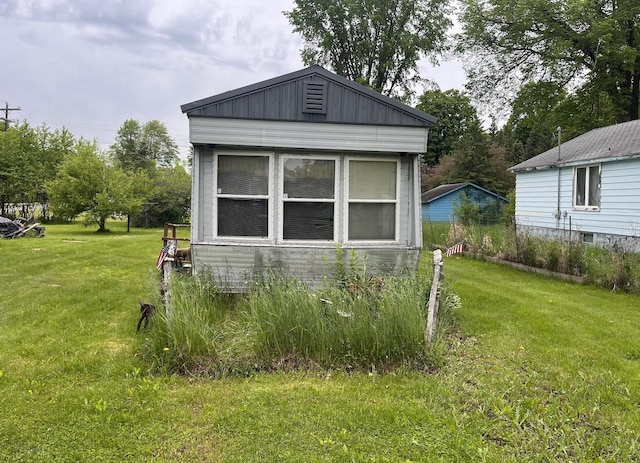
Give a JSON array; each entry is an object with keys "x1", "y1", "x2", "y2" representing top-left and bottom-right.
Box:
[{"x1": 555, "y1": 126, "x2": 562, "y2": 229}]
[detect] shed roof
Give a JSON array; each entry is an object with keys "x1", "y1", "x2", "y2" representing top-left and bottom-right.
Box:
[
  {"x1": 421, "y1": 182, "x2": 507, "y2": 203},
  {"x1": 181, "y1": 65, "x2": 436, "y2": 127},
  {"x1": 510, "y1": 119, "x2": 640, "y2": 172}
]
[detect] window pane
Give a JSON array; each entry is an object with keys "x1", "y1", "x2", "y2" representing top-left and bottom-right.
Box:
[
  {"x1": 349, "y1": 161, "x2": 396, "y2": 199},
  {"x1": 588, "y1": 166, "x2": 600, "y2": 207},
  {"x1": 218, "y1": 156, "x2": 268, "y2": 195},
  {"x1": 575, "y1": 167, "x2": 586, "y2": 206},
  {"x1": 283, "y1": 202, "x2": 334, "y2": 240},
  {"x1": 218, "y1": 198, "x2": 268, "y2": 237},
  {"x1": 349, "y1": 203, "x2": 395, "y2": 240},
  {"x1": 284, "y1": 159, "x2": 335, "y2": 199}
]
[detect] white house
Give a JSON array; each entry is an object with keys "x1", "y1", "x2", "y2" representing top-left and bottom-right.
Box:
[
  {"x1": 181, "y1": 65, "x2": 436, "y2": 291},
  {"x1": 509, "y1": 120, "x2": 640, "y2": 250}
]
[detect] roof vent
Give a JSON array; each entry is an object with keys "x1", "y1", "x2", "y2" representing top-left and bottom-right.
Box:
[{"x1": 302, "y1": 81, "x2": 327, "y2": 114}]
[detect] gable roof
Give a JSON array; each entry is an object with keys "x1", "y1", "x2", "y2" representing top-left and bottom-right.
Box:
[
  {"x1": 181, "y1": 65, "x2": 436, "y2": 127},
  {"x1": 510, "y1": 119, "x2": 640, "y2": 172},
  {"x1": 421, "y1": 182, "x2": 507, "y2": 203}
]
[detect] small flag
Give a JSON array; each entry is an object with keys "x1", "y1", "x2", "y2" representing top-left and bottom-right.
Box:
[
  {"x1": 155, "y1": 241, "x2": 177, "y2": 269},
  {"x1": 445, "y1": 240, "x2": 465, "y2": 257},
  {"x1": 156, "y1": 245, "x2": 170, "y2": 269}
]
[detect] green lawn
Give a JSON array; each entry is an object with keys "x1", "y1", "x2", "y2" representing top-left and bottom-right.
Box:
[{"x1": 1, "y1": 223, "x2": 639, "y2": 462}]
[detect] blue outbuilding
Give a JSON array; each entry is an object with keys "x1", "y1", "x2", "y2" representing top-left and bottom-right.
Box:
[{"x1": 421, "y1": 182, "x2": 507, "y2": 223}]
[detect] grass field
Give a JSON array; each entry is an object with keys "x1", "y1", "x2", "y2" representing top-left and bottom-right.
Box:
[{"x1": 1, "y1": 222, "x2": 639, "y2": 462}]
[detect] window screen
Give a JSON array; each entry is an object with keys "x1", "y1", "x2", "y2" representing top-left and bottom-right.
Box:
[
  {"x1": 216, "y1": 155, "x2": 270, "y2": 238},
  {"x1": 218, "y1": 156, "x2": 268, "y2": 195},
  {"x1": 282, "y1": 158, "x2": 335, "y2": 240},
  {"x1": 218, "y1": 198, "x2": 268, "y2": 237},
  {"x1": 348, "y1": 160, "x2": 397, "y2": 241},
  {"x1": 348, "y1": 203, "x2": 395, "y2": 240},
  {"x1": 349, "y1": 161, "x2": 396, "y2": 199}
]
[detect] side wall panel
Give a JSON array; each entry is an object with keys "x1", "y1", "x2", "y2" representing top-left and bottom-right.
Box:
[{"x1": 192, "y1": 244, "x2": 421, "y2": 292}]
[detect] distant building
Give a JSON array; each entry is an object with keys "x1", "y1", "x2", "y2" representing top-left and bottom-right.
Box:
[
  {"x1": 421, "y1": 182, "x2": 507, "y2": 223},
  {"x1": 510, "y1": 120, "x2": 640, "y2": 251}
]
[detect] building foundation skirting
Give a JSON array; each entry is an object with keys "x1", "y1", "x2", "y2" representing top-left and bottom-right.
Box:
[
  {"x1": 191, "y1": 243, "x2": 421, "y2": 292},
  {"x1": 516, "y1": 224, "x2": 640, "y2": 253}
]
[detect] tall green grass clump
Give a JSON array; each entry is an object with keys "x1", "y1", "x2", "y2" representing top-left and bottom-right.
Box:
[
  {"x1": 143, "y1": 273, "x2": 233, "y2": 374},
  {"x1": 141, "y1": 262, "x2": 458, "y2": 375},
  {"x1": 247, "y1": 272, "x2": 436, "y2": 369}
]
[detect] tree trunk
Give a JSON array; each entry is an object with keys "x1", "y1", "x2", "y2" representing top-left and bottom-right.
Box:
[{"x1": 98, "y1": 217, "x2": 107, "y2": 232}]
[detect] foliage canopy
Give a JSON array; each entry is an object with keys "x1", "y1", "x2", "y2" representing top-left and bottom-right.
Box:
[
  {"x1": 285, "y1": 0, "x2": 452, "y2": 98},
  {"x1": 457, "y1": 0, "x2": 640, "y2": 122}
]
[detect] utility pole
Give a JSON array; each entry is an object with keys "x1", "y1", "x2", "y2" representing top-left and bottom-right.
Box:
[{"x1": 1, "y1": 102, "x2": 21, "y2": 131}]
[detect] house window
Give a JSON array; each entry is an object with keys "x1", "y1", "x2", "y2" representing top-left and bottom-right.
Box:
[
  {"x1": 573, "y1": 164, "x2": 600, "y2": 210},
  {"x1": 347, "y1": 160, "x2": 398, "y2": 241},
  {"x1": 216, "y1": 154, "x2": 270, "y2": 237},
  {"x1": 281, "y1": 157, "x2": 336, "y2": 240}
]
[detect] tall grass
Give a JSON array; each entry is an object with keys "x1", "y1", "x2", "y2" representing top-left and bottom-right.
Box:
[
  {"x1": 142, "y1": 270, "x2": 458, "y2": 375},
  {"x1": 431, "y1": 220, "x2": 640, "y2": 293}
]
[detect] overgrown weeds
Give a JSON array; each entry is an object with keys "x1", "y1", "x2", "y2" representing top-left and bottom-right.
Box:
[
  {"x1": 142, "y1": 266, "x2": 458, "y2": 377},
  {"x1": 429, "y1": 221, "x2": 640, "y2": 293}
]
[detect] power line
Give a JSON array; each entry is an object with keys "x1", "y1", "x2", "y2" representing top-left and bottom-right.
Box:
[{"x1": 1, "y1": 102, "x2": 21, "y2": 131}]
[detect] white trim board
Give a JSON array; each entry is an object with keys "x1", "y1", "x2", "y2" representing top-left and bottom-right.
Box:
[{"x1": 189, "y1": 117, "x2": 429, "y2": 153}]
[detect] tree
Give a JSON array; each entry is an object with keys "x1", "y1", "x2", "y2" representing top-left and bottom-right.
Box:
[
  {"x1": 0, "y1": 122, "x2": 74, "y2": 216},
  {"x1": 110, "y1": 119, "x2": 178, "y2": 171},
  {"x1": 285, "y1": 0, "x2": 452, "y2": 98},
  {"x1": 503, "y1": 81, "x2": 618, "y2": 163},
  {"x1": 448, "y1": 119, "x2": 512, "y2": 196},
  {"x1": 416, "y1": 89, "x2": 479, "y2": 165},
  {"x1": 47, "y1": 141, "x2": 149, "y2": 232},
  {"x1": 133, "y1": 164, "x2": 191, "y2": 227},
  {"x1": 457, "y1": 0, "x2": 640, "y2": 122}
]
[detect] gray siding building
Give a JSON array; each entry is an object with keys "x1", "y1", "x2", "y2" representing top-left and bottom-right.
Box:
[{"x1": 181, "y1": 65, "x2": 435, "y2": 291}]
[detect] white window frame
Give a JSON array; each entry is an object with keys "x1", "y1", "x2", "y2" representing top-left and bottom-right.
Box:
[
  {"x1": 278, "y1": 154, "x2": 339, "y2": 242},
  {"x1": 573, "y1": 164, "x2": 601, "y2": 211},
  {"x1": 213, "y1": 150, "x2": 274, "y2": 240},
  {"x1": 345, "y1": 157, "x2": 400, "y2": 243}
]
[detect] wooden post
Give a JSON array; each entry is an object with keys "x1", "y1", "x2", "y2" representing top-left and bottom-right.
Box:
[
  {"x1": 426, "y1": 249, "x2": 443, "y2": 344},
  {"x1": 162, "y1": 260, "x2": 173, "y2": 321}
]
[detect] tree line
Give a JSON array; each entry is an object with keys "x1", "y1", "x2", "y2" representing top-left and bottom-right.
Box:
[
  {"x1": 0, "y1": 120, "x2": 190, "y2": 232},
  {"x1": 287, "y1": 0, "x2": 640, "y2": 195}
]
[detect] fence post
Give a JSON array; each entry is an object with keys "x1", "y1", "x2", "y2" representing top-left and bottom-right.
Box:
[{"x1": 426, "y1": 249, "x2": 444, "y2": 344}]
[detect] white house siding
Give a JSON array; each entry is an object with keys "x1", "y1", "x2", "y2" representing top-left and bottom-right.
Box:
[
  {"x1": 189, "y1": 118, "x2": 429, "y2": 154},
  {"x1": 515, "y1": 158, "x2": 640, "y2": 248},
  {"x1": 571, "y1": 158, "x2": 640, "y2": 237},
  {"x1": 514, "y1": 168, "x2": 565, "y2": 229},
  {"x1": 191, "y1": 243, "x2": 421, "y2": 292}
]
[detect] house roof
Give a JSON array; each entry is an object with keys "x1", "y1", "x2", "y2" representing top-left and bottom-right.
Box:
[
  {"x1": 510, "y1": 119, "x2": 640, "y2": 172},
  {"x1": 181, "y1": 65, "x2": 436, "y2": 127},
  {"x1": 421, "y1": 182, "x2": 507, "y2": 203}
]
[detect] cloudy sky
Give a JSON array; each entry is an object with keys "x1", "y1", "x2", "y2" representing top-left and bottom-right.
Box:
[{"x1": 1, "y1": 0, "x2": 465, "y2": 159}]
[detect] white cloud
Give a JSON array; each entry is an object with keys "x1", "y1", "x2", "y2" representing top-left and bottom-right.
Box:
[{"x1": 0, "y1": 0, "x2": 465, "y2": 158}]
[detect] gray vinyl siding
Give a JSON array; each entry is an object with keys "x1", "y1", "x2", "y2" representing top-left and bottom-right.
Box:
[
  {"x1": 183, "y1": 71, "x2": 433, "y2": 127},
  {"x1": 515, "y1": 158, "x2": 640, "y2": 238},
  {"x1": 191, "y1": 244, "x2": 421, "y2": 292},
  {"x1": 188, "y1": 118, "x2": 429, "y2": 153}
]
